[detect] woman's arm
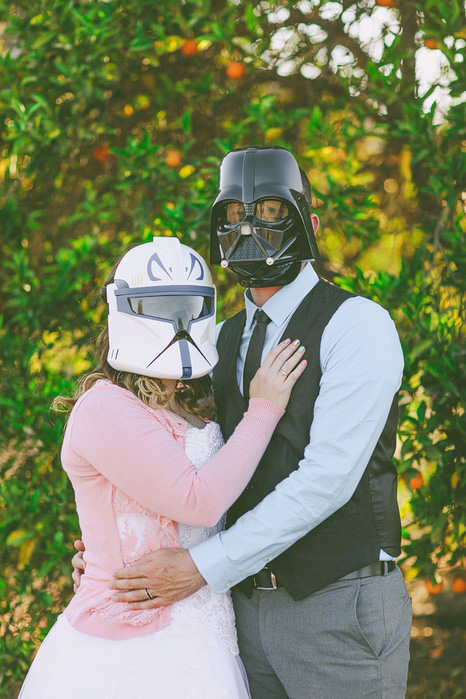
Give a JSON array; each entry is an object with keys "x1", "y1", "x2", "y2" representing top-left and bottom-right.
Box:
[{"x1": 67, "y1": 381, "x2": 283, "y2": 527}]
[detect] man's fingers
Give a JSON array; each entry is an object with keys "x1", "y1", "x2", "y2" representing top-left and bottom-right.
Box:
[
  {"x1": 74, "y1": 539, "x2": 85, "y2": 552},
  {"x1": 126, "y1": 597, "x2": 167, "y2": 610},
  {"x1": 112, "y1": 589, "x2": 152, "y2": 603},
  {"x1": 113, "y1": 565, "x2": 146, "y2": 579},
  {"x1": 112, "y1": 589, "x2": 168, "y2": 608},
  {"x1": 132, "y1": 551, "x2": 164, "y2": 565},
  {"x1": 71, "y1": 554, "x2": 85, "y2": 574},
  {"x1": 108, "y1": 577, "x2": 148, "y2": 591}
]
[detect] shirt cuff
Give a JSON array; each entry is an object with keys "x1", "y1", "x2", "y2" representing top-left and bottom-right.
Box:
[{"x1": 189, "y1": 532, "x2": 241, "y2": 594}]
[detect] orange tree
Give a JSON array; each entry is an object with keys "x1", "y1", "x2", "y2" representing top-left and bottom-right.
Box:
[{"x1": 0, "y1": 0, "x2": 464, "y2": 692}]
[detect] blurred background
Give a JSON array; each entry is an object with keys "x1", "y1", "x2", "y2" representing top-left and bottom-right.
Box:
[{"x1": 0, "y1": 1, "x2": 464, "y2": 696}]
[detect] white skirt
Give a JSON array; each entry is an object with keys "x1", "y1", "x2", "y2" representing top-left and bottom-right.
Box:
[{"x1": 19, "y1": 614, "x2": 250, "y2": 699}]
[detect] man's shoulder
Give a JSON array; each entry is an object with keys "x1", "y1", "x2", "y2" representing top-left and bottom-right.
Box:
[
  {"x1": 216, "y1": 308, "x2": 246, "y2": 333},
  {"x1": 322, "y1": 294, "x2": 402, "y2": 361},
  {"x1": 334, "y1": 294, "x2": 394, "y2": 324}
]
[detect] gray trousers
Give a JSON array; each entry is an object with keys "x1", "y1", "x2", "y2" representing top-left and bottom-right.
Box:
[{"x1": 232, "y1": 565, "x2": 412, "y2": 699}]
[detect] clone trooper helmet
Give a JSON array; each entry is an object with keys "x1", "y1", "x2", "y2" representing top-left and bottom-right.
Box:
[
  {"x1": 210, "y1": 146, "x2": 320, "y2": 288},
  {"x1": 106, "y1": 238, "x2": 218, "y2": 380}
]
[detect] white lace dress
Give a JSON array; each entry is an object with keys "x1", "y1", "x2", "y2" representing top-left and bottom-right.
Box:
[{"x1": 19, "y1": 422, "x2": 250, "y2": 699}]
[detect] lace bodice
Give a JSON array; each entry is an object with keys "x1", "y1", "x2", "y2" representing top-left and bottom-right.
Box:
[
  {"x1": 178, "y1": 421, "x2": 227, "y2": 548},
  {"x1": 113, "y1": 419, "x2": 239, "y2": 655}
]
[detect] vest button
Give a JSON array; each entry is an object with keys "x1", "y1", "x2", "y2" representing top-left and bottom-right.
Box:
[{"x1": 246, "y1": 484, "x2": 254, "y2": 491}]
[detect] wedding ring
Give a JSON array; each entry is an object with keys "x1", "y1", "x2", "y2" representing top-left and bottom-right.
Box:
[
  {"x1": 280, "y1": 367, "x2": 289, "y2": 377},
  {"x1": 144, "y1": 587, "x2": 155, "y2": 600}
]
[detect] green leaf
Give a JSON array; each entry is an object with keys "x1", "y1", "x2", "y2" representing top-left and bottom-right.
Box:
[
  {"x1": 180, "y1": 109, "x2": 192, "y2": 136},
  {"x1": 32, "y1": 31, "x2": 56, "y2": 50}
]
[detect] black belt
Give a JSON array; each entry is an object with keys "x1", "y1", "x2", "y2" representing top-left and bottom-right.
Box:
[{"x1": 248, "y1": 561, "x2": 396, "y2": 591}]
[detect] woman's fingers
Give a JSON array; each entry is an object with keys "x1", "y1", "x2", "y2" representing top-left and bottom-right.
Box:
[
  {"x1": 286, "y1": 358, "x2": 308, "y2": 382},
  {"x1": 260, "y1": 338, "x2": 292, "y2": 369},
  {"x1": 250, "y1": 336, "x2": 306, "y2": 408},
  {"x1": 278, "y1": 345, "x2": 306, "y2": 378},
  {"x1": 270, "y1": 339, "x2": 303, "y2": 371}
]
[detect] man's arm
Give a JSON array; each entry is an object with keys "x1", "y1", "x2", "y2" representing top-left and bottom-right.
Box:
[
  {"x1": 191, "y1": 298, "x2": 404, "y2": 592},
  {"x1": 110, "y1": 298, "x2": 403, "y2": 605}
]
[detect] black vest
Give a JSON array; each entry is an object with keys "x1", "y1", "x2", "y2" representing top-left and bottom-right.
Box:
[{"x1": 213, "y1": 279, "x2": 402, "y2": 600}]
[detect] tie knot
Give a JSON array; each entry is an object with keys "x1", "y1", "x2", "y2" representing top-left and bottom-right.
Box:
[{"x1": 254, "y1": 309, "x2": 271, "y2": 326}]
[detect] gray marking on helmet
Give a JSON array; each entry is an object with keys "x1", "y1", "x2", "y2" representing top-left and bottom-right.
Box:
[
  {"x1": 114, "y1": 279, "x2": 129, "y2": 288},
  {"x1": 187, "y1": 253, "x2": 204, "y2": 281},
  {"x1": 115, "y1": 285, "x2": 214, "y2": 297},
  {"x1": 179, "y1": 339, "x2": 192, "y2": 379},
  {"x1": 147, "y1": 252, "x2": 173, "y2": 281},
  {"x1": 146, "y1": 331, "x2": 211, "y2": 371}
]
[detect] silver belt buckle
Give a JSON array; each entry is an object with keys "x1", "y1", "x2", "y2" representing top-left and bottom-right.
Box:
[{"x1": 255, "y1": 570, "x2": 278, "y2": 591}]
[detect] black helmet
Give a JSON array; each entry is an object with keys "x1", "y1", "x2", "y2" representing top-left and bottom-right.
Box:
[{"x1": 210, "y1": 146, "x2": 320, "y2": 288}]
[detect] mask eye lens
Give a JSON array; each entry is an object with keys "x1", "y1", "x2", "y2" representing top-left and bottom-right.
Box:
[
  {"x1": 225, "y1": 202, "x2": 246, "y2": 224},
  {"x1": 255, "y1": 200, "x2": 288, "y2": 223}
]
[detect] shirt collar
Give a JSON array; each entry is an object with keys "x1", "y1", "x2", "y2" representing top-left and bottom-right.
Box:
[{"x1": 244, "y1": 263, "x2": 320, "y2": 331}]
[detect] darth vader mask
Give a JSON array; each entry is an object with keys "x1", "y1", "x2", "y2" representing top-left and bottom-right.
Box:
[{"x1": 210, "y1": 146, "x2": 320, "y2": 287}]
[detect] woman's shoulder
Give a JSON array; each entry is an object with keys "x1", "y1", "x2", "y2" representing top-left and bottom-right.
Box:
[
  {"x1": 70, "y1": 379, "x2": 185, "y2": 431},
  {"x1": 63, "y1": 380, "x2": 175, "y2": 467},
  {"x1": 68, "y1": 379, "x2": 147, "y2": 426}
]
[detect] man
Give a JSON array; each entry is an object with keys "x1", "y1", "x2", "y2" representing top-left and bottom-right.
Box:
[{"x1": 73, "y1": 146, "x2": 412, "y2": 697}]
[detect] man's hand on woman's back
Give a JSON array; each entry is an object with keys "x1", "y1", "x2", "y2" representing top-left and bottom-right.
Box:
[{"x1": 71, "y1": 539, "x2": 86, "y2": 591}]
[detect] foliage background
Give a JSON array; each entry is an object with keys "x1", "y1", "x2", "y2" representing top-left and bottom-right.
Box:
[{"x1": 0, "y1": 0, "x2": 464, "y2": 695}]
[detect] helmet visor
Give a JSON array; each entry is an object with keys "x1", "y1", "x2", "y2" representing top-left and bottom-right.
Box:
[
  {"x1": 129, "y1": 295, "x2": 213, "y2": 329},
  {"x1": 115, "y1": 286, "x2": 215, "y2": 331}
]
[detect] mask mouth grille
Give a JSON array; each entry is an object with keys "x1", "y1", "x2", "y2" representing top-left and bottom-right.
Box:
[{"x1": 229, "y1": 237, "x2": 264, "y2": 261}]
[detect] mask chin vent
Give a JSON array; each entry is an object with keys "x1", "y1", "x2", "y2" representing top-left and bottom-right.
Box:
[{"x1": 230, "y1": 261, "x2": 262, "y2": 274}]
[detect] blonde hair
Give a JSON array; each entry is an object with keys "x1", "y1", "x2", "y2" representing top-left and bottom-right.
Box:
[{"x1": 52, "y1": 258, "x2": 216, "y2": 421}]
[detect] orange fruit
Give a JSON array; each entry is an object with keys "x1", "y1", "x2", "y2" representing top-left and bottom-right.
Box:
[
  {"x1": 376, "y1": 0, "x2": 395, "y2": 6},
  {"x1": 165, "y1": 149, "x2": 182, "y2": 168},
  {"x1": 409, "y1": 472, "x2": 424, "y2": 490},
  {"x1": 425, "y1": 579, "x2": 444, "y2": 595},
  {"x1": 92, "y1": 143, "x2": 112, "y2": 163},
  {"x1": 451, "y1": 577, "x2": 466, "y2": 594},
  {"x1": 181, "y1": 38, "x2": 198, "y2": 56},
  {"x1": 226, "y1": 62, "x2": 245, "y2": 80},
  {"x1": 424, "y1": 39, "x2": 439, "y2": 49}
]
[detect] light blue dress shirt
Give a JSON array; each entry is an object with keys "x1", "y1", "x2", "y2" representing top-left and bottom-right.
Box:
[{"x1": 190, "y1": 263, "x2": 404, "y2": 593}]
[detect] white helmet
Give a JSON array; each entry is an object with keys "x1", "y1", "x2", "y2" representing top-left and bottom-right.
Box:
[{"x1": 106, "y1": 237, "x2": 218, "y2": 380}]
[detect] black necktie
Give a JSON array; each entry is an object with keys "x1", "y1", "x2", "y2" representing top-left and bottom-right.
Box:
[{"x1": 243, "y1": 309, "x2": 271, "y2": 403}]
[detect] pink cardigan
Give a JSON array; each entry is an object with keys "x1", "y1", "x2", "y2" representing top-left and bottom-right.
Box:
[{"x1": 61, "y1": 379, "x2": 284, "y2": 639}]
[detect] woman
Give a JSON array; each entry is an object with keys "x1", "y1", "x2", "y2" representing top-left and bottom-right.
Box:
[{"x1": 19, "y1": 237, "x2": 307, "y2": 698}]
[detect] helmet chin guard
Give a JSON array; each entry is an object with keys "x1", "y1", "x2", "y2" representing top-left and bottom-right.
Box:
[
  {"x1": 210, "y1": 146, "x2": 320, "y2": 287},
  {"x1": 106, "y1": 238, "x2": 218, "y2": 380}
]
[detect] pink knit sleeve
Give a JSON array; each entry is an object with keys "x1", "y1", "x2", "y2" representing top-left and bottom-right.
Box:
[{"x1": 67, "y1": 382, "x2": 284, "y2": 527}]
